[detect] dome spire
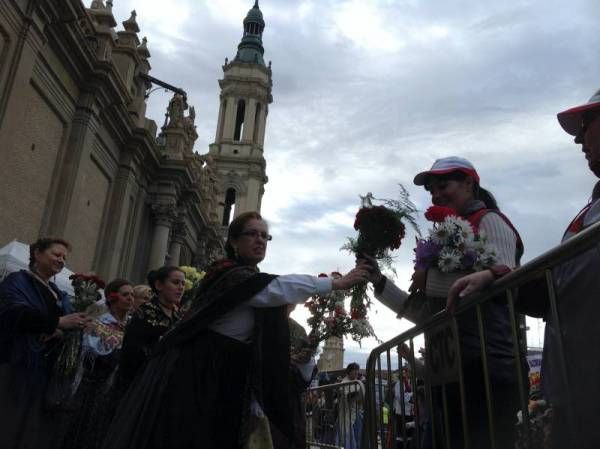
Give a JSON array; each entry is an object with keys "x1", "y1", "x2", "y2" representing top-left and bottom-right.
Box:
[{"x1": 233, "y1": 1, "x2": 265, "y2": 65}]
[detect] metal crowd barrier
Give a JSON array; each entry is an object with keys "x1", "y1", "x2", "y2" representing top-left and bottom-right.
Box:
[
  {"x1": 306, "y1": 380, "x2": 365, "y2": 449},
  {"x1": 362, "y1": 220, "x2": 600, "y2": 449}
]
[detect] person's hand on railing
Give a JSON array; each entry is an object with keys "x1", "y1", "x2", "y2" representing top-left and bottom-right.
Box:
[{"x1": 446, "y1": 270, "x2": 495, "y2": 313}]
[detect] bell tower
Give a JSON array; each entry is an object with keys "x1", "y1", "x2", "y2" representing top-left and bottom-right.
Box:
[{"x1": 209, "y1": 0, "x2": 272, "y2": 228}]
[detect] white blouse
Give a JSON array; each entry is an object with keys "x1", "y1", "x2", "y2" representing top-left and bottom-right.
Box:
[{"x1": 208, "y1": 274, "x2": 332, "y2": 342}]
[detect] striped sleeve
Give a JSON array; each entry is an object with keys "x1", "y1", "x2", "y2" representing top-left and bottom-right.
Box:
[{"x1": 479, "y1": 213, "x2": 518, "y2": 268}]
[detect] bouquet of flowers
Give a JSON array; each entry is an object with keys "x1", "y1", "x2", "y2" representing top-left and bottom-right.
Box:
[
  {"x1": 340, "y1": 187, "x2": 420, "y2": 340},
  {"x1": 69, "y1": 273, "x2": 105, "y2": 311},
  {"x1": 415, "y1": 205, "x2": 497, "y2": 273},
  {"x1": 305, "y1": 272, "x2": 375, "y2": 344},
  {"x1": 179, "y1": 265, "x2": 206, "y2": 312},
  {"x1": 46, "y1": 273, "x2": 106, "y2": 409}
]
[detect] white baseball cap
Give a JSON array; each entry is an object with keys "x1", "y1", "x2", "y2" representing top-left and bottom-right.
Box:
[{"x1": 413, "y1": 156, "x2": 480, "y2": 186}]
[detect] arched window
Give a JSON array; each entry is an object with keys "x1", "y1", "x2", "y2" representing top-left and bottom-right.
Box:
[
  {"x1": 222, "y1": 188, "x2": 236, "y2": 226},
  {"x1": 234, "y1": 99, "x2": 245, "y2": 141},
  {"x1": 253, "y1": 103, "x2": 261, "y2": 143}
]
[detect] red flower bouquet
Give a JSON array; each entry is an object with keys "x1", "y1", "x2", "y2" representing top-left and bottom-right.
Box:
[{"x1": 340, "y1": 187, "x2": 420, "y2": 343}]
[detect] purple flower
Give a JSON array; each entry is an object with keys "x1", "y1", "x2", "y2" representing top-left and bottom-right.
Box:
[
  {"x1": 461, "y1": 249, "x2": 478, "y2": 269},
  {"x1": 414, "y1": 239, "x2": 442, "y2": 270}
]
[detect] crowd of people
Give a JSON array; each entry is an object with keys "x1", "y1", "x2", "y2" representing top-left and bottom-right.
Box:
[
  {"x1": 0, "y1": 89, "x2": 598, "y2": 449},
  {"x1": 0, "y1": 213, "x2": 369, "y2": 449}
]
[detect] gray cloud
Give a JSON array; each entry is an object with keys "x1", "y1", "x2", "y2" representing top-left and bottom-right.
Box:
[{"x1": 107, "y1": 0, "x2": 598, "y2": 354}]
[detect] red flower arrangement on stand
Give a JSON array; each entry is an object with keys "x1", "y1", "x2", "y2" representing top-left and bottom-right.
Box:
[{"x1": 305, "y1": 272, "x2": 353, "y2": 342}]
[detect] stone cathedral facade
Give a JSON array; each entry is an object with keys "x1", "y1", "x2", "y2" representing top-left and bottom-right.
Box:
[{"x1": 0, "y1": 0, "x2": 271, "y2": 282}]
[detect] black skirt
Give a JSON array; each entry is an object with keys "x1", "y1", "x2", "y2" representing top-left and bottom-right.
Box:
[{"x1": 102, "y1": 331, "x2": 252, "y2": 449}]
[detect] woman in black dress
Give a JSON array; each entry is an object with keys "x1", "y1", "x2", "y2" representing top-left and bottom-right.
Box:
[
  {"x1": 102, "y1": 211, "x2": 370, "y2": 449},
  {"x1": 115, "y1": 266, "x2": 185, "y2": 393},
  {"x1": 0, "y1": 237, "x2": 90, "y2": 449}
]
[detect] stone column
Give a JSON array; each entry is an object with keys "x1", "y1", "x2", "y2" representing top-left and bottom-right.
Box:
[
  {"x1": 168, "y1": 220, "x2": 186, "y2": 266},
  {"x1": 222, "y1": 97, "x2": 237, "y2": 140},
  {"x1": 257, "y1": 104, "x2": 267, "y2": 147},
  {"x1": 242, "y1": 98, "x2": 257, "y2": 142},
  {"x1": 147, "y1": 203, "x2": 177, "y2": 272}
]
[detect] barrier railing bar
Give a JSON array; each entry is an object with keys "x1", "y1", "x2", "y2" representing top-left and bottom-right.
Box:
[
  {"x1": 423, "y1": 333, "x2": 438, "y2": 449},
  {"x1": 396, "y1": 349, "x2": 408, "y2": 448},
  {"x1": 545, "y1": 268, "x2": 577, "y2": 447},
  {"x1": 376, "y1": 355, "x2": 385, "y2": 447},
  {"x1": 409, "y1": 338, "x2": 421, "y2": 448},
  {"x1": 476, "y1": 304, "x2": 496, "y2": 449},
  {"x1": 441, "y1": 383, "x2": 452, "y2": 449},
  {"x1": 365, "y1": 350, "x2": 378, "y2": 449},
  {"x1": 507, "y1": 289, "x2": 532, "y2": 449},
  {"x1": 452, "y1": 316, "x2": 470, "y2": 449}
]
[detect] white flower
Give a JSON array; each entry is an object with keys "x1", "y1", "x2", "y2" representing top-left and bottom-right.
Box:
[
  {"x1": 351, "y1": 319, "x2": 374, "y2": 338},
  {"x1": 437, "y1": 248, "x2": 463, "y2": 272},
  {"x1": 475, "y1": 250, "x2": 497, "y2": 270},
  {"x1": 429, "y1": 222, "x2": 453, "y2": 245}
]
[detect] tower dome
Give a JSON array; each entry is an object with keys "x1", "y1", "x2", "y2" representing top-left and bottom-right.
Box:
[{"x1": 235, "y1": 0, "x2": 265, "y2": 65}]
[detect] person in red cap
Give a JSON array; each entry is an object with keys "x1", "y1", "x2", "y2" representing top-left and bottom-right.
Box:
[
  {"x1": 360, "y1": 156, "x2": 525, "y2": 449},
  {"x1": 448, "y1": 90, "x2": 600, "y2": 448}
]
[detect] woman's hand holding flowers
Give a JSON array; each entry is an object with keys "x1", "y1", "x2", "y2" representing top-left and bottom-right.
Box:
[
  {"x1": 58, "y1": 312, "x2": 92, "y2": 330},
  {"x1": 331, "y1": 263, "x2": 371, "y2": 291},
  {"x1": 356, "y1": 255, "x2": 383, "y2": 285}
]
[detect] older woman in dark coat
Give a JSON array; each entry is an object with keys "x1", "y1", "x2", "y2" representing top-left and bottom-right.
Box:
[{"x1": 0, "y1": 237, "x2": 89, "y2": 449}]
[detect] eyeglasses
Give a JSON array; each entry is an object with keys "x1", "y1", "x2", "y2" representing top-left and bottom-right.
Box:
[{"x1": 239, "y1": 230, "x2": 273, "y2": 241}]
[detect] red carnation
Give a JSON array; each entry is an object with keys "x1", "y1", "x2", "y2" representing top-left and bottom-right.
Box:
[
  {"x1": 424, "y1": 206, "x2": 457, "y2": 223},
  {"x1": 351, "y1": 309, "x2": 365, "y2": 320},
  {"x1": 107, "y1": 292, "x2": 120, "y2": 303}
]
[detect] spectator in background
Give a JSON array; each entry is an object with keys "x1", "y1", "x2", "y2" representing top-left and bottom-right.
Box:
[
  {"x1": 337, "y1": 362, "x2": 365, "y2": 449},
  {"x1": 132, "y1": 284, "x2": 152, "y2": 311}
]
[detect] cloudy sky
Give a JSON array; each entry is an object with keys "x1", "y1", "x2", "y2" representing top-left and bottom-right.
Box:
[{"x1": 108, "y1": 0, "x2": 599, "y2": 366}]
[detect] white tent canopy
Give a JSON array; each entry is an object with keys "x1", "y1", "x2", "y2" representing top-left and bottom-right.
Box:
[{"x1": 0, "y1": 239, "x2": 75, "y2": 296}]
